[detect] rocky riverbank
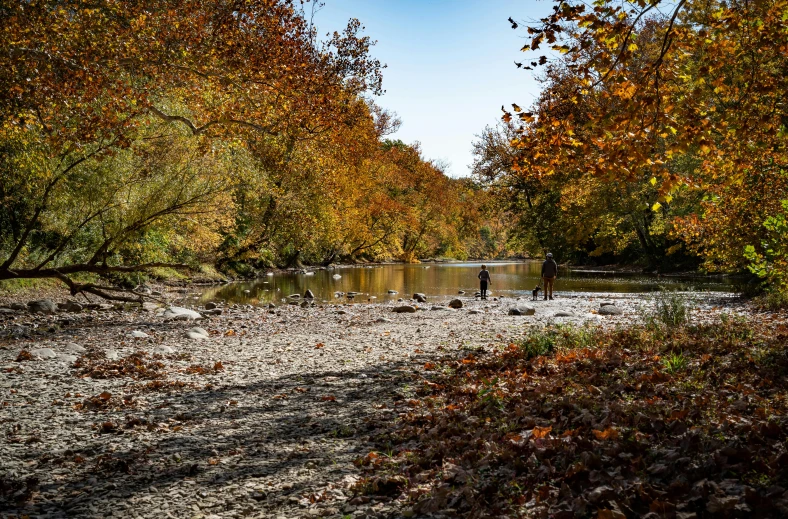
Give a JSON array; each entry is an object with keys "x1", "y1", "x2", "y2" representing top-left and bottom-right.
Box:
[{"x1": 1, "y1": 289, "x2": 748, "y2": 518}]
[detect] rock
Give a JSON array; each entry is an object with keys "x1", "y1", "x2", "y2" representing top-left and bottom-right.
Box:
[
  {"x1": 375, "y1": 318, "x2": 393, "y2": 323},
  {"x1": 598, "y1": 305, "x2": 623, "y2": 316},
  {"x1": 508, "y1": 306, "x2": 536, "y2": 316},
  {"x1": 448, "y1": 298, "x2": 463, "y2": 309},
  {"x1": 554, "y1": 311, "x2": 574, "y2": 317},
  {"x1": 332, "y1": 274, "x2": 342, "y2": 279},
  {"x1": 458, "y1": 290, "x2": 466, "y2": 294},
  {"x1": 430, "y1": 306, "x2": 447, "y2": 311},
  {"x1": 268, "y1": 303, "x2": 276, "y2": 309},
  {"x1": 468, "y1": 310, "x2": 482, "y2": 315},
  {"x1": 392, "y1": 305, "x2": 417, "y2": 314},
  {"x1": 105, "y1": 350, "x2": 120, "y2": 360},
  {"x1": 348, "y1": 291, "x2": 361, "y2": 296},
  {"x1": 243, "y1": 289, "x2": 251, "y2": 294},
  {"x1": 163, "y1": 306, "x2": 202, "y2": 320},
  {"x1": 142, "y1": 302, "x2": 159, "y2": 312},
  {"x1": 154, "y1": 345, "x2": 175, "y2": 354},
  {"x1": 30, "y1": 347, "x2": 57, "y2": 359},
  {"x1": 205, "y1": 302, "x2": 217, "y2": 310},
  {"x1": 387, "y1": 290, "x2": 398, "y2": 295},
  {"x1": 397, "y1": 298, "x2": 404, "y2": 302},
  {"x1": 413, "y1": 293, "x2": 427, "y2": 303},
  {"x1": 304, "y1": 289, "x2": 315, "y2": 299},
  {"x1": 202, "y1": 308, "x2": 222, "y2": 316},
  {"x1": 130, "y1": 330, "x2": 149, "y2": 339},
  {"x1": 186, "y1": 327, "x2": 210, "y2": 340},
  {"x1": 63, "y1": 343, "x2": 86, "y2": 353},
  {"x1": 300, "y1": 300, "x2": 313, "y2": 308},
  {"x1": 27, "y1": 299, "x2": 57, "y2": 314},
  {"x1": 9, "y1": 302, "x2": 26, "y2": 311},
  {"x1": 0, "y1": 308, "x2": 15, "y2": 314},
  {"x1": 600, "y1": 302, "x2": 615, "y2": 307},
  {"x1": 58, "y1": 301, "x2": 83, "y2": 312},
  {"x1": 288, "y1": 294, "x2": 301, "y2": 299}
]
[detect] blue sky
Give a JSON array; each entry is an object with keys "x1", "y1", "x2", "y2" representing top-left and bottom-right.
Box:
[{"x1": 313, "y1": 0, "x2": 554, "y2": 177}]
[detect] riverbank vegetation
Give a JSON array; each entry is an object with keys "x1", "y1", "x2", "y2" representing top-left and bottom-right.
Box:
[
  {"x1": 473, "y1": 0, "x2": 788, "y2": 298},
  {"x1": 357, "y1": 310, "x2": 788, "y2": 517},
  {"x1": 0, "y1": 1, "x2": 513, "y2": 298}
]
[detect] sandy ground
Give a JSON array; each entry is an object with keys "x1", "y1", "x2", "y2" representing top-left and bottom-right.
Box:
[{"x1": 0, "y1": 288, "x2": 745, "y2": 519}]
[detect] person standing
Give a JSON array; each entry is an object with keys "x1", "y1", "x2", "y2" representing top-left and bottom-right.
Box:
[
  {"x1": 478, "y1": 264, "x2": 491, "y2": 300},
  {"x1": 541, "y1": 253, "x2": 558, "y2": 300}
]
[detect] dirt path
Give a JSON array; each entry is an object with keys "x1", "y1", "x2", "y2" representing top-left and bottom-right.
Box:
[{"x1": 0, "y1": 291, "x2": 743, "y2": 518}]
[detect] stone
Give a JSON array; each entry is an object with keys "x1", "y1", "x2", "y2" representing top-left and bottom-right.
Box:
[
  {"x1": 202, "y1": 309, "x2": 222, "y2": 316},
  {"x1": 268, "y1": 303, "x2": 276, "y2": 309},
  {"x1": 458, "y1": 290, "x2": 466, "y2": 294},
  {"x1": 58, "y1": 301, "x2": 83, "y2": 312},
  {"x1": 430, "y1": 306, "x2": 447, "y2": 311},
  {"x1": 155, "y1": 345, "x2": 175, "y2": 354},
  {"x1": 468, "y1": 310, "x2": 482, "y2": 315},
  {"x1": 63, "y1": 342, "x2": 86, "y2": 353},
  {"x1": 30, "y1": 347, "x2": 57, "y2": 359},
  {"x1": 131, "y1": 330, "x2": 149, "y2": 339},
  {"x1": 0, "y1": 308, "x2": 14, "y2": 314},
  {"x1": 163, "y1": 306, "x2": 202, "y2": 320},
  {"x1": 205, "y1": 302, "x2": 217, "y2": 310},
  {"x1": 413, "y1": 293, "x2": 427, "y2": 303},
  {"x1": 508, "y1": 306, "x2": 536, "y2": 316},
  {"x1": 348, "y1": 291, "x2": 361, "y2": 296},
  {"x1": 27, "y1": 299, "x2": 57, "y2": 314},
  {"x1": 598, "y1": 305, "x2": 623, "y2": 316},
  {"x1": 554, "y1": 311, "x2": 574, "y2": 317},
  {"x1": 387, "y1": 290, "x2": 398, "y2": 295},
  {"x1": 186, "y1": 327, "x2": 210, "y2": 340},
  {"x1": 300, "y1": 300, "x2": 313, "y2": 308},
  {"x1": 375, "y1": 318, "x2": 393, "y2": 323},
  {"x1": 448, "y1": 298, "x2": 463, "y2": 309},
  {"x1": 392, "y1": 305, "x2": 417, "y2": 314},
  {"x1": 288, "y1": 294, "x2": 301, "y2": 299},
  {"x1": 142, "y1": 302, "x2": 159, "y2": 312},
  {"x1": 105, "y1": 350, "x2": 120, "y2": 360},
  {"x1": 304, "y1": 289, "x2": 315, "y2": 299},
  {"x1": 10, "y1": 302, "x2": 27, "y2": 311},
  {"x1": 600, "y1": 302, "x2": 615, "y2": 307}
]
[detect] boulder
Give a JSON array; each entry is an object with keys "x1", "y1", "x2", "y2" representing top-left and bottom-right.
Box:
[
  {"x1": 57, "y1": 301, "x2": 83, "y2": 313},
  {"x1": 508, "y1": 306, "x2": 536, "y2": 316},
  {"x1": 163, "y1": 306, "x2": 202, "y2": 320},
  {"x1": 186, "y1": 327, "x2": 209, "y2": 340},
  {"x1": 448, "y1": 299, "x2": 463, "y2": 309},
  {"x1": 205, "y1": 302, "x2": 218, "y2": 310},
  {"x1": 63, "y1": 343, "x2": 86, "y2": 353},
  {"x1": 304, "y1": 289, "x2": 315, "y2": 299},
  {"x1": 27, "y1": 299, "x2": 57, "y2": 314},
  {"x1": 392, "y1": 305, "x2": 417, "y2": 314},
  {"x1": 30, "y1": 347, "x2": 57, "y2": 359},
  {"x1": 598, "y1": 305, "x2": 623, "y2": 316},
  {"x1": 130, "y1": 330, "x2": 149, "y2": 339}
]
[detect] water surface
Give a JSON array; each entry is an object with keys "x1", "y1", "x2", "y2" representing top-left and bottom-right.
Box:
[{"x1": 197, "y1": 261, "x2": 736, "y2": 305}]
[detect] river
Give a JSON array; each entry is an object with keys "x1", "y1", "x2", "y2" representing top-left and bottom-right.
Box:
[{"x1": 196, "y1": 261, "x2": 736, "y2": 305}]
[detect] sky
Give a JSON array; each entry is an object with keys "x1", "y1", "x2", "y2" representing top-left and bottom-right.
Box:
[{"x1": 313, "y1": 0, "x2": 555, "y2": 177}]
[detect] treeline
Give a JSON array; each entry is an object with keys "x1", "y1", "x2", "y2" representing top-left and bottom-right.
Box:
[
  {"x1": 0, "y1": 1, "x2": 508, "y2": 296},
  {"x1": 474, "y1": 0, "x2": 788, "y2": 289}
]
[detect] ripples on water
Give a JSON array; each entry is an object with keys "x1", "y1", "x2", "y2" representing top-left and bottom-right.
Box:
[{"x1": 197, "y1": 261, "x2": 737, "y2": 306}]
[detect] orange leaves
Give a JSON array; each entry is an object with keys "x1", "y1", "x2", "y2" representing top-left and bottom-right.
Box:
[
  {"x1": 592, "y1": 427, "x2": 619, "y2": 441},
  {"x1": 320, "y1": 395, "x2": 337, "y2": 402},
  {"x1": 314, "y1": 343, "x2": 324, "y2": 349},
  {"x1": 423, "y1": 362, "x2": 436, "y2": 370},
  {"x1": 531, "y1": 425, "x2": 552, "y2": 439}
]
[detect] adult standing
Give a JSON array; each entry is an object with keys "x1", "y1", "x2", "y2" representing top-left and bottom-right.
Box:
[{"x1": 541, "y1": 253, "x2": 558, "y2": 300}]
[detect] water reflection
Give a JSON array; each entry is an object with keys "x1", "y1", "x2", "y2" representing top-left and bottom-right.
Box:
[{"x1": 198, "y1": 261, "x2": 736, "y2": 306}]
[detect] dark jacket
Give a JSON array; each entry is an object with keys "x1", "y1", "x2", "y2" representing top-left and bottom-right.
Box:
[
  {"x1": 541, "y1": 259, "x2": 558, "y2": 278},
  {"x1": 478, "y1": 270, "x2": 491, "y2": 282}
]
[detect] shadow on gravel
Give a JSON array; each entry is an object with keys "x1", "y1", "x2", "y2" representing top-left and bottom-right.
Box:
[{"x1": 3, "y1": 360, "x2": 418, "y2": 517}]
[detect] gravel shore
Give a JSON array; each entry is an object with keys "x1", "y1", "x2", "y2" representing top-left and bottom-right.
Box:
[{"x1": 1, "y1": 290, "x2": 743, "y2": 518}]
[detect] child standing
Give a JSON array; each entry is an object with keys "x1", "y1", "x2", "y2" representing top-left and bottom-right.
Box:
[{"x1": 478, "y1": 264, "x2": 491, "y2": 300}]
